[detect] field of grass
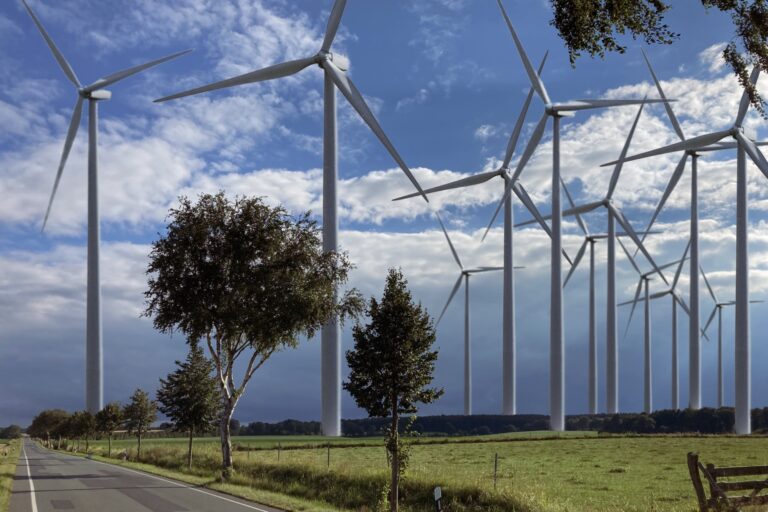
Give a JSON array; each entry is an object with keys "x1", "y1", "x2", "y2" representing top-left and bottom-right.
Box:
[
  {"x1": 0, "y1": 439, "x2": 20, "y2": 512},
  {"x1": 66, "y1": 432, "x2": 768, "y2": 511}
]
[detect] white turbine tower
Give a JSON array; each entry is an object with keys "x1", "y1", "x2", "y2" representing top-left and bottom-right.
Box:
[
  {"x1": 434, "y1": 220, "x2": 519, "y2": 415},
  {"x1": 494, "y1": 0, "x2": 667, "y2": 430},
  {"x1": 393, "y1": 54, "x2": 558, "y2": 416},
  {"x1": 619, "y1": 239, "x2": 690, "y2": 413},
  {"x1": 155, "y1": 0, "x2": 426, "y2": 437},
  {"x1": 603, "y1": 66, "x2": 768, "y2": 434},
  {"x1": 515, "y1": 101, "x2": 669, "y2": 416},
  {"x1": 700, "y1": 267, "x2": 764, "y2": 409},
  {"x1": 22, "y1": 0, "x2": 190, "y2": 414}
]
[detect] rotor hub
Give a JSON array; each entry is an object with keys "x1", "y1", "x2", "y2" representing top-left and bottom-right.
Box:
[{"x1": 80, "y1": 89, "x2": 112, "y2": 100}]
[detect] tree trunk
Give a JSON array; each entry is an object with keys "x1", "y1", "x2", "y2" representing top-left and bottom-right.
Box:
[
  {"x1": 188, "y1": 429, "x2": 194, "y2": 470},
  {"x1": 108, "y1": 434, "x2": 112, "y2": 457},
  {"x1": 137, "y1": 433, "x2": 142, "y2": 460},
  {"x1": 390, "y1": 411, "x2": 399, "y2": 512},
  {"x1": 85, "y1": 435, "x2": 89, "y2": 453},
  {"x1": 220, "y1": 405, "x2": 234, "y2": 478},
  {"x1": 57, "y1": 436, "x2": 61, "y2": 450}
]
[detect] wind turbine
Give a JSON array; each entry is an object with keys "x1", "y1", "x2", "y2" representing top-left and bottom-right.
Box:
[
  {"x1": 393, "y1": 53, "x2": 559, "y2": 416},
  {"x1": 434, "y1": 219, "x2": 521, "y2": 416},
  {"x1": 619, "y1": 238, "x2": 690, "y2": 412},
  {"x1": 625, "y1": 51, "x2": 768, "y2": 412},
  {"x1": 515, "y1": 100, "x2": 669, "y2": 416},
  {"x1": 494, "y1": 0, "x2": 667, "y2": 431},
  {"x1": 602, "y1": 64, "x2": 767, "y2": 434},
  {"x1": 155, "y1": 0, "x2": 426, "y2": 437},
  {"x1": 22, "y1": 0, "x2": 191, "y2": 414},
  {"x1": 562, "y1": 183, "x2": 659, "y2": 414},
  {"x1": 700, "y1": 267, "x2": 764, "y2": 409}
]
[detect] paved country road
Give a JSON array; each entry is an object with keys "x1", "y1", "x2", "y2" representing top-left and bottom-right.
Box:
[{"x1": 9, "y1": 438, "x2": 285, "y2": 512}]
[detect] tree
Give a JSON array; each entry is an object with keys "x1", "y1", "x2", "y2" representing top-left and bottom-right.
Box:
[
  {"x1": 549, "y1": 0, "x2": 768, "y2": 115},
  {"x1": 0, "y1": 425, "x2": 22, "y2": 439},
  {"x1": 344, "y1": 269, "x2": 443, "y2": 512},
  {"x1": 157, "y1": 343, "x2": 219, "y2": 469},
  {"x1": 144, "y1": 192, "x2": 362, "y2": 477},
  {"x1": 123, "y1": 389, "x2": 157, "y2": 460},
  {"x1": 95, "y1": 402, "x2": 123, "y2": 457},
  {"x1": 28, "y1": 409, "x2": 69, "y2": 447},
  {"x1": 77, "y1": 411, "x2": 97, "y2": 453}
]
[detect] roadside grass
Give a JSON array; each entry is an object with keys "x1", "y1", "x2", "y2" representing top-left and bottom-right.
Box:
[
  {"x1": 61, "y1": 432, "x2": 768, "y2": 511},
  {"x1": 0, "y1": 439, "x2": 20, "y2": 512}
]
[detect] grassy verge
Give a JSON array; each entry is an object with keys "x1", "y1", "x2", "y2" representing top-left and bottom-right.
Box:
[{"x1": 0, "y1": 440, "x2": 20, "y2": 512}]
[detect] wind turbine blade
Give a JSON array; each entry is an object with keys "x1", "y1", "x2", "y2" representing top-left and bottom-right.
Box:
[
  {"x1": 736, "y1": 131, "x2": 768, "y2": 181},
  {"x1": 612, "y1": 206, "x2": 669, "y2": 285},
  {"x1": 392, "y1": 170, "x2": 500, "y2": 201},
  {"x1": 434, "y1": 210, "x2": 463, "y2": 270},
  {"x1": 700, "y1": 264, "x2": 719, "y2": 304},
  {"x1": 155, "y1": 56, "x2": 317, "y2": 102},
  {"x1": 674, "y1": 292, "x2": 691, "y2": 317},
  {"x1": 623, "y1": 278, "x2": 644, "y2": 339},
  {"x1": 561, "y1": 177, "x2": 589, "y2": 236},
  {"x1": 502, "y1": 52, "x2": 548, "y2": 169},
  {"x1": 437, "y1": 274, "x2": 464, "y2": 325},
  {"x1": 607, "y1": 100, "x2": 646, "y2": 200},
  {"x1": 85, "y1": 49, "x2": 192, "y2": 92},
  {"x1": 555, "y1": 98, "x2": 668, "y2": 112},
  {"x1": 564, "y1": 240, "x2": 588, "y2": 287},
  {"x1": 636, "y1": 153, "x2": 688, "y2": 251},
  {"x1": 511, "y1": 113, "x2": 548, "y2": 180},
  {"x1": 514, "y1": 183, "x2": 572, "y2": 266},
  {"x1": 43, "y1": 96, "x2": 84, "y2": 231},
  {"x1": 321, "y1": 0, "x2": 347, "y2": 52},
  {"x1": 751, "y1": 300, "x2": 766, "y2": 304},
  {"x1": 617, "y1": 236, "x2": 642, "y2": 275},
  {"x1": 672, "y1": 239, "x2": 692, "y2": 289},
  {"x1": 469, "y1": 267, "x2": 505, "y2": 273},
  {"x1": 703, "y1": 307, "x2": 718, "y2": 335},
  {"x1": 641, "y1": 49, "x2": 685, "y2": 141},
  {"x1": 649, "y1": 291, "x2": 669, "y2": 300},
  {"x1": 514, "y1": 200, "x2": 603, "y2": 228},
  {"x1": 22, "y1": 0, "x2": 81, "y2": 88},
  {"x1": 736, "y1": 66, "x2": 761, "y2": 127},
  {"x1": 496, "y1": 0, "x2": 550, "y2": 104},
  {"x1": 325, "y1": 61, "x2": 428, "y2": 200},
  {"x1": 601, "y1": 129, "x2": 732, "y2": 167},
  {"x1": 482, "y1": 177, "x2": 515, "y2": 242}
]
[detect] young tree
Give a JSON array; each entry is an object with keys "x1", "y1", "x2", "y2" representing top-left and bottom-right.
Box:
[
  {"x1": 123, "y1": 389, "x2": 157, "y2": 460},
  {"x1": 548, "y1": 0, "x2": 768, "y2": 114},
  {"x1": 344, "y1": 269, "x2": 443, "y2": 512},
  {"x1": 77, "y1": 411, "x2": 97, "y2": 453},
  {"x1": 95, "y1": 402, "x2": 123, "y2": 457},
  {"x1": 144, "y1": 193, "x2": 362, "y2": 477},
  {"x1": 67, "y1": 411, "x2": 87, "y2": 452},
  {"x1": 157, "y1": 343, "x2": 219, "y2": 469}
]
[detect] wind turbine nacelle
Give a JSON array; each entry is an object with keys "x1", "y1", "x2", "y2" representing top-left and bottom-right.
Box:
[
  {"x1": 88, "y1": 90, "x2": 112, "y2": 100},
  {"x1": 331, "y1": 53, "x2": 350, "y2": 72},
  {"x1": 743, "y1": 127, "x2": 758, "y2": 141}
]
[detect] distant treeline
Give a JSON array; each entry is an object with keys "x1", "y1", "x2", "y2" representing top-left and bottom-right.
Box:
[
  {"x1": 0, "y1": 425, "x2": 22, "y2": 439},
  {"x1": 230, "y1": 408, "x2": 768, "y2": 436}
]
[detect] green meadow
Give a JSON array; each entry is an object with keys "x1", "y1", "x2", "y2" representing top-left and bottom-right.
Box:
[{"x1": 69, "y1": 432, "x2": 768, "y2": 511}]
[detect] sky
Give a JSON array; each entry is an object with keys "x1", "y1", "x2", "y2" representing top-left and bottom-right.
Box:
[{"x1": 2, "y1": 0, "x2": 768, "y2": 427}]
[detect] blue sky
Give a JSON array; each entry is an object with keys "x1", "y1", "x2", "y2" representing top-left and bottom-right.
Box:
[{"x1": 1, "y1": 0, "x2": 768, "y2": 427}]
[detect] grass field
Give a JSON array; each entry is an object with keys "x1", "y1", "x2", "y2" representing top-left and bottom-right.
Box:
[
  {"x1": 0, "y1": 439, "x2": 20, "y2": 512},
  {"x1": 66, "y1": 432, "x2": 768, "y2": 511}
]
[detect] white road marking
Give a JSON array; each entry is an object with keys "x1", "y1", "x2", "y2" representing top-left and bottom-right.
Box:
[
  {"x1": 43, "y1": 446, "x2": 275, "y2": 512},
  {"x1": 22, "y1": 441, "x2": 39, "y2": 512}
]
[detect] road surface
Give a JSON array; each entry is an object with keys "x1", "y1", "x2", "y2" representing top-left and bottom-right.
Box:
[{"x1": 9, "y1": 438, "x2": 284, "y2": 512}]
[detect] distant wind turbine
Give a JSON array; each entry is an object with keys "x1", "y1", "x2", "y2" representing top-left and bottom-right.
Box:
[
  {"x1": 434, "y1": 217, "x2": 521, "y2": 416},
  {"x1": 22, "y1": 0, "x2": 190, "y2": 414},
  {"x1": 494, "y1": 0, "x2": 668, "y2": 431},
  {"x1": 603, "y1": 64, "x2": 768, "y2": 434},
  {"x1": 700, "y1": 267, "x2": 764, "y2": 409},
  {"x1": 155, "y1": 0, "x2": 426, "y2": 437}
]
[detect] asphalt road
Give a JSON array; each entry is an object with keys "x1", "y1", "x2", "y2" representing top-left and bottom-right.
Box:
[{"x1": 9, "y1": 438, "x2": 284, "y2": 512}]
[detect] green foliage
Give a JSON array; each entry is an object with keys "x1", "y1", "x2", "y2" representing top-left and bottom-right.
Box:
[
  {"x1": 345, "y1": 268, "x2": 443, "y2": 511},
  {"x1": 157, "y1": 343, "x2": 219, "y2": 436},
  {"x1": 548, "y1": 0, "x2": 768, "y2": 115},
  {"x1": 0, "y1": 425, "x2": 21, "y2": 439},
  {"x1": 96, "y1": 402, "x2": 123, "y2": 437},
  {"x1": 144, "y1": 192, "x2": 363, "y2": 474},
  {"x1": 345, "y1": 269, "x2": 443, "y2": 419},
  {"x1": 124, "y1": 388, "x2": 158, "y2": 458},
  {"x1": 27, "y1": 409, "x2": 69, "y2": 440}
]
